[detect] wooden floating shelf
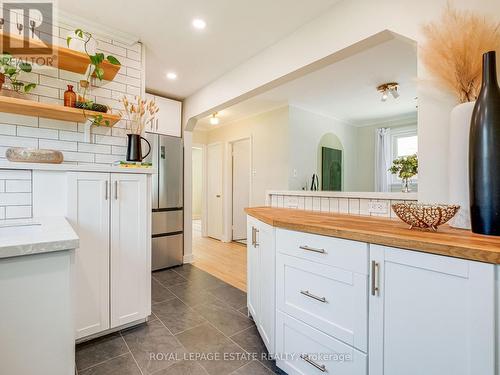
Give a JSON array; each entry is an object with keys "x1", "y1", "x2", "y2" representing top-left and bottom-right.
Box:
[
  {"x1": 0, "y1": 96, "x2": 121, "y2": 125},
  {"x1": 1, "y1": 32, "x2": 121, "y2": 81}
]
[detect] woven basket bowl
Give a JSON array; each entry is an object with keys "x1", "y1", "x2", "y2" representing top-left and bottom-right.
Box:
[{"x1": 391, "y1": 203, "x2": 460, "y2": 231}]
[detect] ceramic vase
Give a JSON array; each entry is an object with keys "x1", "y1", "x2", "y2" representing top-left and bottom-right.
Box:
[
  {"x1": 469, "y1": 51, "x2": 500, "y2": 236},
  {"x1": 126, "y1": 134, "x2": 151, "y2": 162},
  {"x1": 448, "y1": 101, "x2": 475, "y2": 229}
]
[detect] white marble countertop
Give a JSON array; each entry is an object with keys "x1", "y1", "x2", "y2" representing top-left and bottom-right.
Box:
[
  {"x1": 0, "y1": 217, "x2": 79, "y2": 259},
  {"x1": 266, "y1": 190, "x2": 418, "y2": 200},
  {"x1": 0, "y1": 161, "x2": 156, "y2": 174}
]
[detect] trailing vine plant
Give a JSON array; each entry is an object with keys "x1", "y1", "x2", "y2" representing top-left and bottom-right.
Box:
[
  {"x1": 66, "y1": 29, "x2": 121, "y2": 126},
  {"x1": 0, "y1": 53, "x2": 37, "y2": 93}
]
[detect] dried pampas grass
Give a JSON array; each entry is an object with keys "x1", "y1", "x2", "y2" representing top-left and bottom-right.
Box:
[{"x1": 421, "y1": 5, "x2": 500, "y2": 103}]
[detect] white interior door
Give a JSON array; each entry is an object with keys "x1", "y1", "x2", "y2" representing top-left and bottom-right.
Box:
[
  {"x1": 207, "y1": 143, "x2": 224, "y2": 240},
  {"x1": 232, "y1": 138, "x2": 251, "y2": 240}
]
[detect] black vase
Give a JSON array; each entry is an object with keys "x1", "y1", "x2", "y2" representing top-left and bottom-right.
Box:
[
  {"x1": 469, "y1": 51, "x2": 500, "y2": 236},
  {"x1": 126, "y1": 134, "x2": 151, "y2": 162}
]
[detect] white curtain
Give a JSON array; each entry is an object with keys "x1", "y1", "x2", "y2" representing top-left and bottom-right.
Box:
[{"x1": 374, "y1": 128, "x2": 391, "y2": 192}]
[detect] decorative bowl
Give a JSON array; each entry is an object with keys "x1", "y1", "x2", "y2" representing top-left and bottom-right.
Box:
[
  {"x1": 6, "y1": 147, "x2": 64, "y2": 164},
  {"x1": 391, "y1": 203, "x2": 460, "y2": 231}
]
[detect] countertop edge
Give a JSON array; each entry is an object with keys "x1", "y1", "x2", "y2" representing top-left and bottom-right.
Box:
[
  {"x1": 245, "y1": 207, "x2": 500, "y2": 264},
  {"x1": 0, "y1": 161, "x2": 156, "y2": 174}
]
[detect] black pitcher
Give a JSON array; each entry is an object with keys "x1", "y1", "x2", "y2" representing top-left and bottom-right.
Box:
[
  {"x1": 469, "y1": 51, "x2": 500, "y2": 236},
  {"x1": 126, "y1": 134, "x2": 151, "y2": 162}
]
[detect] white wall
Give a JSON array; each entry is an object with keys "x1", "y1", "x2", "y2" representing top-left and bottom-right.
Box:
[
  {"x1": 192, "y1": 147, "x2": 203, "y2": 219},
  {"x1": 183, "y1": 0, "x2": 500, "y2": 204},
  {"x1": 288, "y1": 106, "x2": 357, "y2": 191},
  {"x1": 193, "y1": 106, "x2": 289, "y2": 242}
]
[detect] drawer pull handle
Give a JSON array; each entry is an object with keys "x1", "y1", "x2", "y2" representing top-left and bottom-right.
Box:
[
  {"x1": 371, "y1": 260, "x2": 380, "y2": 296},
  {"x1": 299, "y1": 245, "x2": 326, "y2": 254},
  {"x1": 300, "y1": 354, "x2": 327, "y2": 373},
  {"x1": 300, "y1": 290, "x2": 327, "y2": 303}
]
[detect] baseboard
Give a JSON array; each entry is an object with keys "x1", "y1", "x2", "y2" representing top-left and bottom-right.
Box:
[{"x1": 183, "y1": 254, "x2": 194, "y2": 263}]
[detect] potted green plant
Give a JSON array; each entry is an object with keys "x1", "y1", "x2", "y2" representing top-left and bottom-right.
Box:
[
  {"x1": 389, "y1": 154, "x2": 418, "y2": 193},
  {"x1": 0, "y1": 53, "x2": 37, "y2": 97},
  {"x1": 66, "y1": 29, "x2": 121, "y2": 126}
]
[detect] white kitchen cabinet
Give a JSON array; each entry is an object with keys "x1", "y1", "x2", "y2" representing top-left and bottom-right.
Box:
[
  {"x1": 247, "y1": 216, "x2": 276, "y2": 354},
  {"x1": 67, "y1": 172, "x2": 151, "y2": 340},
  {"x1": 110, "y1": 173, "x2": 150, "y2": 327},
  {"x1": 67, "y1": 172, "x2": 110, "y2": 339},
  {"x1": 146, "y1": 94, "x2": 182, "y2": 137},
  {"x1": 369, "y1": 244, "x2": 496, "y2": 375}
]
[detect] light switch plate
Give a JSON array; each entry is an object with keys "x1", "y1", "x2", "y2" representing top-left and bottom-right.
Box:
[{"x1": 368, "y1": 201, "x2": 389, "y2": 214}]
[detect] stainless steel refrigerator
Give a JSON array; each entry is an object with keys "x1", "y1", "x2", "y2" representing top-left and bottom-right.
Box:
[{"x1": 144, "y1": 133, "x2": 184, "y2": 270}]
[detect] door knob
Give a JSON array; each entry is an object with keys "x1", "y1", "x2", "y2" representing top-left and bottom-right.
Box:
[{"x1": 216, "y1": 194, "x2": 221, "y2": 198}]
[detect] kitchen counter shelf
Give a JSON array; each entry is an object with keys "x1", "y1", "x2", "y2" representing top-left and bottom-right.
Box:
[
  {"x1": 1, "y1": 32, "x2": 120, "y2": 81},
  {"x1": 0, "y1": 96, "x2": 121, "y2": 125}
]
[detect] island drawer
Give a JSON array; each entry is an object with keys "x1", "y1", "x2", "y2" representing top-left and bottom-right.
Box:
[
  {"x1": 276, "y1": 228, "x2": 369, "y2": 275},
  {"x1": 276, "y1": 311, "x2": 367, "y2": 375},
  {"x1": 277, "y1": 253, "x2": 368, "y2": 352}
]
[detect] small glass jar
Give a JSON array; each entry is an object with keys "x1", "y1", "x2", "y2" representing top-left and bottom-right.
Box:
[{"x1": 64, "y1": 85, "x2": 76, "y2": 107}]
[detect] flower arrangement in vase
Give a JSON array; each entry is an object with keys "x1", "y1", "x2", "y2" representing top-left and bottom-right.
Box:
[
  {"x1": 420, "y1": 5, "x2": 500, "y2": 230},
  {"x1": 120, "y1": 96, "x2": 159, "y2": 162},
  {"x1": 389, "y1": 154, "x2": 418, "y2": 193}
]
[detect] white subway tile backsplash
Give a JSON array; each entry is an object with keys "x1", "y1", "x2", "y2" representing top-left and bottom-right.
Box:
[
  {"x1": 0, "y1": 180, "x2": 4, "y2": 192},
  {"x1": 39, "y1": 118, "x2": 78, "y2": 131},
  {"x1": 78, "y1": 143, "x2": 111, "y2": 154},
  {"x1": 0, "y1": 206, "x2": 4, "y2": 219},
  {"x1": 17, "y1": 126, "x2": 58, "y2": 139},
  {"x1": 0, "y1": 170, "x2": 31, "y2": 179},
  {"x1": 59, "y1": 131, "x2": 84, "y2": 142},
  {"x1": 0, "y1": 23, "x2": 143, "y2": 168},
  {"x1": 5, "y1": 180, "x2": 31, "y2": 193},
  {"x1": 0, "y1": 113, "x2": 38, "y2": 127},
  {"x1": 39, "y1": 139, "x2": 78, "y2": 152},
  {"x1": 95, "y1": 134, "x2": 126, "y2": 146},
  {"x1": 0, "y1": 124, "x2": 16, "y2": 135},
  {"x1": 62, "y1": 151, "x2": 94, "y2": 163},
  {"x1": 0, "y1": 192, "x2": 31, "y2": 205},
  {"x1": 5, "y1": 205, "x2": 32, "y2": 219},
  {"x1": 0, "y1": 135, "x2": 38, "y2": 148}
]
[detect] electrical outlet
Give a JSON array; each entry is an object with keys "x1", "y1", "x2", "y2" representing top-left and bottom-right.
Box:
[{"x1": 368, "y1": 201, "x2": 389, "y2": 214}]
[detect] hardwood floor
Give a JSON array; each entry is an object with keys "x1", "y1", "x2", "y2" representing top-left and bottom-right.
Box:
[{"x1": 192, "y1": 220, "x2": 247, "y2": 291}]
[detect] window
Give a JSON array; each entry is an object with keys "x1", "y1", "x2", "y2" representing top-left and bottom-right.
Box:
[{"x1": 390, "y1": 127, "x2": 418, "y2": 184}]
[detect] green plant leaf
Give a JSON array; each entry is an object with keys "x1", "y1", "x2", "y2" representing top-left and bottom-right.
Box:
[
  {"x1": 95, "y1": 53, "x2": 105, "y2": 64},
  {"x1": 106, "y1": 55, "x2": 121, "y2": 65},
  {"x1": 94, "y1": 66, "x2": 104, "y2": 80},
  {"x1": 19, "y1": 62, "x2": 32, "y2": 73},
  {"x1": 105, "y1": 120, "x2": 110, "y2": 126},
  {"x1": 75, "y1": 29, "x2": 84, "y2": 38},
  {"x1": 24, "y1": 83, "x2": 36, "y2": 93},
  {"x1": 5, "y1": 66, "x2": 17, "y2": 76},
  {"x1": 66, "y1": 36, "x2": 72, "y2": 47}
]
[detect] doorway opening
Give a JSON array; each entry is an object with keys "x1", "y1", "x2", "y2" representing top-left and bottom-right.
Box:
[{"x1": 231, "y1": 138, "x2": 251, "y2": 245}]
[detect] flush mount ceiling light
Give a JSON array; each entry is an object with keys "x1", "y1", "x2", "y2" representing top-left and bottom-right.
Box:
[
  {"x1": 166, "y1": 72, "x2": 177, "y2": 80},
  {"x1": 192, "y1": 18, "x2": 206, "y2": 30},
  {"x1": 209, "y1": 113, "x2": 220, "y2": 125},
  {"x1": 377, "y1": 82, "x2": 400, "y2": 102}
]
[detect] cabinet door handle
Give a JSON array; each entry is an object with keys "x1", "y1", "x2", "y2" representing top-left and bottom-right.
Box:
[
  {"x1": 105, "y1": 180, "x2": 108, "y2": 200},
  {"x1": 371, "y1": 260, "x2": 380, "y2": 296},
  {"x1": 299, "y1": 245, "x2": 326, "y2": 254},
  {"x1": 254, "y1": 228, "x2": 259, "y2": 247},
  {"x1": 114, "y1": 181, "x2": 119, "y2": 200},
  {"x1": 300, "y1": 290, "x2": 327, "y2": 303},
  {"x1": 251, "y1": 227, "x2": 256, "y2": 247},
  {"x1": 300, "y1": 354, "x2": 327, "y2": 373}
]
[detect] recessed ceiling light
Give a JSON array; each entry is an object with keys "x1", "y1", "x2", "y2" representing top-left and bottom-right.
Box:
[
  {"x1": 166, "y1": 72, "x2": 177, "y2": 80},
  {"x1": 192, "y1": 18, "x2": 206, "y2": 30}
]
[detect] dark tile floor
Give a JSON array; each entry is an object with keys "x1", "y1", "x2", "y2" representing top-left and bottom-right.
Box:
[{"x1": 76, "y1": 264, "x2": 285, "y2": 375}]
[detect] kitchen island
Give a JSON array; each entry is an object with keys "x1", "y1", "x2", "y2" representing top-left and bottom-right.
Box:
[
  {"x1": 246, "y1": 207, "x2": 500, "y2": 375},
  {"x1": 0, "y1": 217, "x2": 79, "y2": 375}
]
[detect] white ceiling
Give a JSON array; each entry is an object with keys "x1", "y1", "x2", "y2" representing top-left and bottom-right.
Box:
[
  {"x1": 196, "y1": 37, "x2": 417, "y2": 130},
  {"x1": 58, "y1": 0, "x2": 340, "y2": 99}
]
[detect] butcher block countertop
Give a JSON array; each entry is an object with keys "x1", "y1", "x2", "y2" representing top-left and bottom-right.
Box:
[{"x1": 245, "y1": 207, "x2": 500, "y2": 264}]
